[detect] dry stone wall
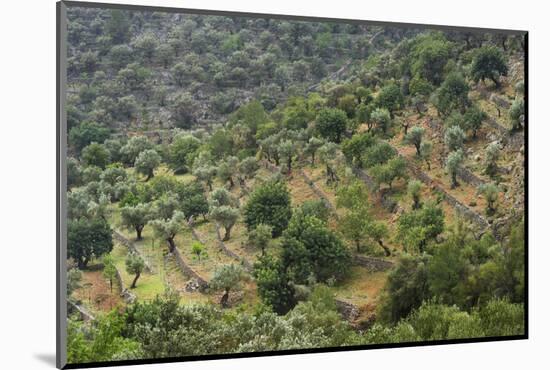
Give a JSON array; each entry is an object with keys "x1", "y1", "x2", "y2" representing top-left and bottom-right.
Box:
[
  {"x1": 112, "y1": 230, "x2": 153, "y2": 273},
  {"x1": 171, "y1": 247, "x2": 209, "y2": 290},
  {"x1": 354, "y1": 255, "x2": 394, "y2": 272},
  {"x1": 335, "y1": 299, "x2": 360, "y2": 322},
  {"x1": 298, "y1": 169, "x2": 339, "y2": 218},
  {"x1": 67, "y1": 300, "x2": 95, "y2": 322},
  {"x1": 214, "y1": 224, "x2": 253, "y2": 272}
]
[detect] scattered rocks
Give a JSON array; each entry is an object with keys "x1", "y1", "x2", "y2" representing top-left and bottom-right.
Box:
[
  {"x1": 184, "y1": 279, "x2": 203, "y2": 292},
  {"x1": 354, "y1": 255, "x2": 394, "y2": 272},
  {"x1": 490, "y1": 93, "x2": 511, "y2": 109},
  {"x1": 120, "y1": 288, "x2": 136, "y2": 304},
  {"x1": 335, "y1": 299, "x2": 360, "y2": 322}
]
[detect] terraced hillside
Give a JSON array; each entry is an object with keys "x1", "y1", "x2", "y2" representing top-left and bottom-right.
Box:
[{"x1": 65, "y1": 5, "x2": 526, "y2": 365}]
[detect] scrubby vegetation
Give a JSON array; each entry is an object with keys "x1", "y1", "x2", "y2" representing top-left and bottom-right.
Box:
[{"x1": 65, "y1": 5, "x2": 525, "y2": 365}]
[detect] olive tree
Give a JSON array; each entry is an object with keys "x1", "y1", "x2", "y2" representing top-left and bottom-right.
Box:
[
  {"x1": 445, "y1": 126, "x2": 466, "y2": 152},
  {"x1": 304, "y1": 137, "x2": 325, "y2": 165},
  {"x1": 463, "y1": 105, "x2": 487, "y2": 138},
  {"x1": 120, "y1": 136, "x2": 153, "y2": 165},
  {"x1": 509, "y1": 98, "x2": 525, "y2": 131},
  {"x1": 156, "y1": 44, "x2": 174, "y2": 68},
  {"x1": 407, "y1": 179, "x2": 423, "y2": 210},
  {"x1": 168, "y1": 134, "x2": 201, "y2": 173},
  {"x1": 277, "y1": 139, "x2": 298, "y2": 173},
  {"x1": 132, "y1": 33, "x2": 159, "y2": 63},
  {"x1": 170, "y1": 92, "x2": 198, "y2": 129},
  {"x1": 433, "y1": 73, "x2": 470, "y2": 117},
  {"x1": 484, "y1": 142, "x2": 500, "y2": 177},
  {"x1": 419, "y1": 141, "x2": 433, "y2": 170},
  {"x1": 370, "y1": 156, "x2": 408, "y2": 190},
  {"x1": 217, "y1": 156, "x2": 239, "y2": 188},
  {"x1": 375, "y1": 83, "x2": 404, "y2": 118},
  {"x1": 247, "y1": 223, "x2": 273, "y2": 256},
  {"x1": 149, "y1": 211, "x2": 186, "y2": 253},
  {"x1": 210, "y1": 264, "x2": 246, "y2": 307},
  {"x1": 470, "y1": 46, "x2": 508, "y2": 88},
  {"x1": 193, "y1": 165, "x2": 217, "y2": 191},
  {"x1": 370, "y1": 108, "x2": 392, "y2": 133},
  {"x1": 126, "y1": 253, "x2": 145, "y2": 289},
  {"x1": 134, "y1": 149, "x2": 161, "y2": 181},
  {"x1": 120, "y1": 203, "x2": 151, "y2": 240},
  {"x1": 404, "y1": 126, "x2": 425, "y2": 156},
  {"x1": 446, "y1": 150, "x2": 464, "y2": 188},
  {"x1": 478, "y1": 183, "x2": 500, "y2": 216},
  {"x1": 318, "y1": 142, "x2": 341, "y2": 184},
  {"x1": 238, "y1": 157, "x2": 259, "y2": 183},
  {"x1": 397, "y1": 203, "x2": 445, "y2": 253},
  {"x1": 341, "y1": 133, "x2": 375, "y2": 168},
  {"x1": 210, "y1": 206, "x2": 239, "y2": 241},
  {"x1": 209, "y1": 187, "x2": 237, "y2": 208}
]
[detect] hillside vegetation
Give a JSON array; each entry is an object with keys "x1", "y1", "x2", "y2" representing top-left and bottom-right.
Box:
[{"x1": 65, "y1": 6, "x2": 525, "y2": 364}]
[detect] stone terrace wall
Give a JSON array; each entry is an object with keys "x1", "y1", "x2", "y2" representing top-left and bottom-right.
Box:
[
  {"x1": 485, "y1": 117, "x2": 525, "y2": 150},
  {"x1": 408, "y1": 165, "x2": 490, "y2": 231},
  {"x1": 114, "y1": 267, "x2": 137, "y2": 304},
  {"x1": 456, "y1": 167, "x2": 486, "y2": 188},
  {"x1": 67, "y1": 300, "x2": 95, "y2": 322},
  {"x1": 335, "y1": 299, "x2": 360, "y2": 322},
  {"x1": 214, "y1": 224, "x2": 253, "y2": 272},
  {"x1": 428, "y1": 118, "x2": 487, "y2": 188},
  {"x1": 171, "y1": 247, "x2": 209, "y2": 291},
  {"x1": 354, "y1": 255, "x2": 394, "y2": 272},
  {"x1": 299, "y1": 169, "x2": 339, "y2": 217},
  {"x1": 352, "y1": 167, "x2": 377, "y2": 192},
  {"x1": 113, "y1": 230, "x2": 153, "y2": 273}
]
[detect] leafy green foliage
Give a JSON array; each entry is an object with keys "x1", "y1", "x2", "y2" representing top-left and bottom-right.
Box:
[
  {"x1": 478, "y1": 183, "x2": 500, "y2": 215},
  {"x1": 168, "y1": 134, "x2": 201, "y2": 173},
  {"x1": 68, "y1": 218, "x2": 113, "y2": 268},
  {"x1": 509, "y1": 98, "x2": 525, "y2": 131},
  {"x1": 375, "y1": 83, "x2": 404, "y2": 117},
  {"x1": 407, "y1": 179, "x2": 423, "y2": 210},
  {"x1": 316, "y1": 108, "x2": 348, "y2": 143},
  {"x1": 281, "y1": 210, "x2": 351, "y2": 284},
  {"x1": 247, "y1": 224, "x2": 273, "y2": 255},
  {"x1": 433, "y1": 73, "x2": 470, "y2": 117},
  {"x1": 378, "y1": 254, "x2": 430, "y2": 323},
  {"x1": 244, "y1": 181, "x2": 292, "y2": 237},
  {"x1": 134, "y1": 149, "x2": 161, "y2": 181},
  {"x1": 484, "y1": 142, "x2": 500, "y2": 177},
  {"x1": 470, "y1": 46, "x2": 508, "y2": 87},
  {"x1": 410, "y1": 33, "x2": 452, "y2": 85},
  {"x1": 102, "y1": 254, "x2": 118, "y2": 293},
  {"x1": 342, "y1": 132, "x2": 375, "y2": 167},
  {"x1": 446, "y1": 149, "x2": 464, "y2": 188},
  {"x1": 397, "y1": 202, "x2": 445, "y2": 253},
  {"x1": 69, "y1": 121, "x2": 110, "y2": 152}
]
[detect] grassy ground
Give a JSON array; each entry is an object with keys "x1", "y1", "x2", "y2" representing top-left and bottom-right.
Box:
[{"x1": 329, "y1": 266, "x2": 388, "y2": 308}]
